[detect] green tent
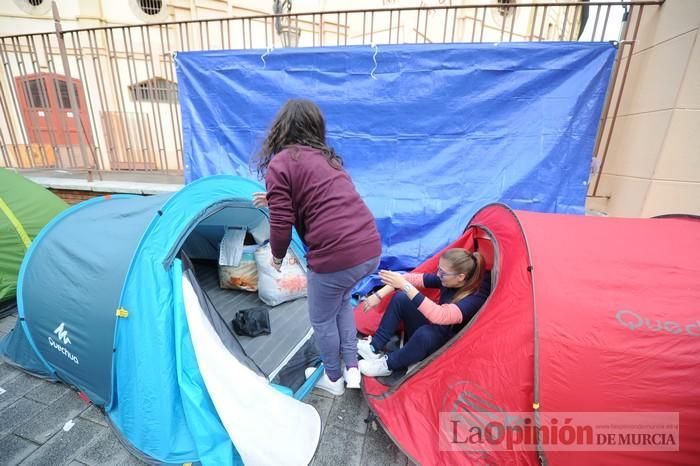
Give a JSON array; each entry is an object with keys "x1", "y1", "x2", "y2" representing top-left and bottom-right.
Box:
[{"x1": 0, "y1": 169, "x2": 67, "y2": 307}]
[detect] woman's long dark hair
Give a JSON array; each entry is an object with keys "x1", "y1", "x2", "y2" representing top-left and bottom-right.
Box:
[{"x1": 253, "y1": 99, "x2": 343, "y2": 178}]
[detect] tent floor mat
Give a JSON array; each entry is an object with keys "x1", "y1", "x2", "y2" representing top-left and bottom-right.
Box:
[{"x1": 191, "y1": 260, "x2": 312, "y2": 377}]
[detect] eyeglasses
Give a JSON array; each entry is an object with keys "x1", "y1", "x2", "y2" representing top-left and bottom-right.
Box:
[{"x1": 437, "y1": 267, "x2": 460, "y2": 278}]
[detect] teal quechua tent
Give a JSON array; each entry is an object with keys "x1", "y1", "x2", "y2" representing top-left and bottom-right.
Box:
[{"x1": 0, "y1": 175, "x2": 322, "y2": 465}]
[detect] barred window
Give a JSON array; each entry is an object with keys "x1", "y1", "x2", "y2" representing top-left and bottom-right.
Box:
[
  {"x1": 138, "y1": 0, "x2": 162, "y2": 15},
  {"x1": 23, "y1": 79, "x2": 49, "y2": 108},
  {"x1": 129, "y1": 78, "x2": 178, "y2": 104},
  {"x1": 14, "y1": 0, "x2": 51, "y2": 14},
  {"x1": 54, "y1": 79, "x2": 81, "y2": 109},
  {"x1": 496, "y1": 0, "x2": 515, "y2": 17}
]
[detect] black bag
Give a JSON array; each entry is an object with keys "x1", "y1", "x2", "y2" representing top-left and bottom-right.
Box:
[{"x1": 232, "y1": 307, "x2": 271, "y2": 337}]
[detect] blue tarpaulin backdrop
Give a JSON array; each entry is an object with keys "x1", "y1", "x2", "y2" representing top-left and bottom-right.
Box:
[{"x1": 175, "y1": 42, "x2": 615, "y2": 272}]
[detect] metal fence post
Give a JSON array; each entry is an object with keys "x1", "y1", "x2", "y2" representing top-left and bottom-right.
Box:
[{"x1": 52, "y1": 0, "x2": 100, "y2": 181}]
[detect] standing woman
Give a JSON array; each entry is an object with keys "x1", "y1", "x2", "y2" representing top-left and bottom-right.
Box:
[{"x1": 252, "y1": 99, "x2": 381, "y2": 395}]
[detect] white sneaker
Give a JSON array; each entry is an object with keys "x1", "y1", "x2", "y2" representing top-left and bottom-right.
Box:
[
  {"x1": 343, "y1": 366, "x2": 361, "y2": 389},
  {"x1": 359, "y1": 355, "x2": 392, "y2": 377},
  {"x1": 304, "y1": 367, "x2": 345, "y2": 396},
  {"x1": 357, "y1": 337, "x2": 382, "y2": 361}
]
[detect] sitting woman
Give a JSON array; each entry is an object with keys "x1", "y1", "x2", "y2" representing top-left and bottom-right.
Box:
[{"x1": 358, "y1": 248, "x2": 491, "y2": 377}]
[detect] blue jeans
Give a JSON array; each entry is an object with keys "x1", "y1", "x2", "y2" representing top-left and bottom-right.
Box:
[
  {"x1": 307, "y1": 257, "x2": 380, "y2": 381},
  {"x1": 372, "y1": 293, "x2": 453, "y2": 371}
]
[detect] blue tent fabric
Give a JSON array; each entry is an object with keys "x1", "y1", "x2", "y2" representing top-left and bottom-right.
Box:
[
  {"x1": 16, "y1": 194, "x2": 169, "y2": 406},
  {"x1": 0, "y1": 175, "x2": 308, "y2": 465},
  {"x1": 0, "y1": 322, "x2": 57, "y2": 380},
  {"x1": 176, "y1": 42, "x2": 616, "y2": 272},
  {"x1": 109, "y1": 176, "x2": 305, "y2": 463}
]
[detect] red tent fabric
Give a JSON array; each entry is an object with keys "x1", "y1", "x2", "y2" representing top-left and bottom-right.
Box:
[{"x1": 355, "y1": 204, "x2": 700, "y2": 466}]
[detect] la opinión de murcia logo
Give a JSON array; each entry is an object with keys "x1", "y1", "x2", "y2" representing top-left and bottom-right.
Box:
[
  {"x1": 616, "y1": 310, "x2": 700, "y2": 337},
  {"x1": 48, "y1": 322, "x2": 79, "y2": 365},
  {"x1": 439, "y1": 381, "x2": 679, "y2": 452}
]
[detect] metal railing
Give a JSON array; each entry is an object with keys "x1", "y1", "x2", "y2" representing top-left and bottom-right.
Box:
[{"x1": 0, "y1": 1, "x2": 663, "y2": 187}]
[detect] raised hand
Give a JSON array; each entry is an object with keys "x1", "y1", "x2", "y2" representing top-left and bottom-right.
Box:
[{"x1": 378, "y1": 270, "x2": 409, "y2": 290}]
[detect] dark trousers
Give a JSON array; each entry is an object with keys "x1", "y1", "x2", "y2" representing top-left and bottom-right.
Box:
[{"x1": 372, "y1": 293, "x2": 452, "y2": 371}]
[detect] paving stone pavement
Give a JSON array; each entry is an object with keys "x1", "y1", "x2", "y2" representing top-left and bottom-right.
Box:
[{"x1": 0, "y1": 314, "x2": 409, "y2": 465}]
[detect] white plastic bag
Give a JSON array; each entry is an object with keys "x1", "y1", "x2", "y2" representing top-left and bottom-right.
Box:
[{"x1": 255, "y1": 244, "x2": 307, "y2": 306}]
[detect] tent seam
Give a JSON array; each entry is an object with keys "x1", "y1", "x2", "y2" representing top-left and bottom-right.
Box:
[{"x1": 0, "y1": 196, "x2": 32, "y2": 249}]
